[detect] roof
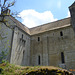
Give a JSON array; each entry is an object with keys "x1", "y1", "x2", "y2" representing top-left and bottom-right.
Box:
[
  {"x1": 69, "y1": 1, "x2": 75, "y2": 9},
  {"x1": 30, "y1": 17, "x2": 71, "y2": 35},
  {"x1": 7, "y1": 16, "x2": 71, "y2": 35},
  {"x1": 9, "y1": 15, "x2": 30, "y2": 34}
]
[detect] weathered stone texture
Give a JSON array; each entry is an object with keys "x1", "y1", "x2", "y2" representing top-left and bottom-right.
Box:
[
  {"x1": 30, "y1": 25, "x2": 75, "y2": 70},
  {"x1": 10, "y1": 27, "x2": 30, "y2": 66},
  {"x1": 0, "y1": 2, "x2": 75, "y2": 74},
  {"x1": 0, "y1": 22, "x2": 13, "y2": 61}
]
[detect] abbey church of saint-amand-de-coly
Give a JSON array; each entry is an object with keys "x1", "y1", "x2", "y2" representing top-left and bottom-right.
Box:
[{"x1": 0, "y1": 2, "x2": 75, "y2": 73}]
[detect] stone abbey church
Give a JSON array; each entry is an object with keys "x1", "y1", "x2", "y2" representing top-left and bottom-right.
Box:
[{"x1": 0, "y1": 2, "x2": 75, "y2": 71}]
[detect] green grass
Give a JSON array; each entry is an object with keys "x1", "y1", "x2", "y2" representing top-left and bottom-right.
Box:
[{"x1": 0, "y1": 63, "x2": 73, "y2": 75}]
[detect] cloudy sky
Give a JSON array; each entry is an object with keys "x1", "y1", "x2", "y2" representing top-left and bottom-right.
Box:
[{"x1": 11, "y1": 0, "x2": 74, "y2": 28}]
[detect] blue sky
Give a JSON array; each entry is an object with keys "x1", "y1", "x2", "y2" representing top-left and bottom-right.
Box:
[{"x1": 10, "y1": 0, "x2": 75, "y2": 28}]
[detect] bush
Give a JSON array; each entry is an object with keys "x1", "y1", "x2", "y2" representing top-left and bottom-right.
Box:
[{"x1": 0, "y1": 68, "x2": 3, "y2": 74}]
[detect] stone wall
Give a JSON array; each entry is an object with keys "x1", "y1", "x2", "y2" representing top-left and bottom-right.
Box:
[
  {"x1": 10, "y1": 27, "x2": 31, "y2": 66},
  {"x1": 0, "y1": 16, "x2": 31, "y2": 66},
  {"x1": 30, "y1": 25, "x2": 75, "y2": 71},
  {"x1": 0, "y1": 13, "x2": 75, "y2": 73},
  {"x1": 0, "y1": 22, "x2": 13, "y2": 62}
]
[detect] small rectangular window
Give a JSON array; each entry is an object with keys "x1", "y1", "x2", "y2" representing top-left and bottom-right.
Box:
[
  {"x1": 61, "y1": 52, "x2": 65, "y2": 63},
  {"x1": 60, "y1": 31, "x2": 63, "y2": 36},
  {"x1": 38, "y1": 37, "x2": 40, "y2": 41}
]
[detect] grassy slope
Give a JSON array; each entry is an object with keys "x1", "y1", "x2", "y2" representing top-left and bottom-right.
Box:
[{"x1": 0, "y1": 63, "x2": 73, "y2": 75}]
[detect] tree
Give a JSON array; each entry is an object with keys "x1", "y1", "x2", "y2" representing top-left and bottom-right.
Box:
[
  {"x1": 0, "y1": 0, "x2": 15, "y2": 13},
  {"x1": 0, "y1": 0, "x2": 15, "y2": 24},
  {"x1": 0, "y1": 0, "x2": 15, "y2": 63}
]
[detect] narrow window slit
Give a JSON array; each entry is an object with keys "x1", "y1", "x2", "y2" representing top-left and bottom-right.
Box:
[
  {"x1": 38, "y1": 37, "x2": 40, "y2": 41},
  {"x1": 38, "y1": 55, "x2": 40, "y2": 65},
  {"x1": 61, "y1": 52, "x2": 65, "y2": 63},
  {"x1": 60, "y1": 31, "x2": 63, "y2": 36},
  {"x1": 22, "y1": 34, "x2": 23, "y2": 39}
]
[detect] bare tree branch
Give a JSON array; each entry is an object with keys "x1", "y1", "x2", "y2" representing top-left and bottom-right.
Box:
[
  {"x1": 0, "y1": 0, "x2": 15, "y2": 13},
  {"x1": 7, "y1": 1, "x2": 15, "y2": 8},
  {"x1": 0, "y1": 0, "x2": 1, "y2": 7},
  {"x1": 3, "y1": 0, "x2": 8, "y2": 6},
  {"x1": 0, "y1": 0, "x2": 16, "y2": 28}
]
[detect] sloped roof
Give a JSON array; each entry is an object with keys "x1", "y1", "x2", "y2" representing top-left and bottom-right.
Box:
[
  {"x1": 69, "y1": 1, "x2": 75, "y2": 9},
  {"x1": 8, "y1": 15, "x2": 71, "y2": 35},
  {"x1": 9, "y1": 15, "x2": 30, "y2": 34},
  {"x1": 30, "y1": 17, "x2": 71, "y2": 35}
]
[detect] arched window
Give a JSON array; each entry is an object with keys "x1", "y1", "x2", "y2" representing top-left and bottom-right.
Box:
[
  {"x1": 61, "y1": 52, "x2": 65, "y2": 63},
  {"x1": 38, "y1": 55, "x2": 40, "y2": 65},
  {"x1": 22, "y1": 34, "x2": 23, "y2": 39}
]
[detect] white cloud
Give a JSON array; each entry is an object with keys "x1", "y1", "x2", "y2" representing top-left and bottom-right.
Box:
[
  {"x1": 18, "y1": 9, "x2": 57, "y2": 28},
  {"x1": 57, "y1": 0, "x2": 61, "y2": 9},
  {"x1": 67, "y1": 11, "x2": 70, "y2": 17}
]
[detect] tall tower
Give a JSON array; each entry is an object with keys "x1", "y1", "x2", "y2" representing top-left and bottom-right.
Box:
[{"x1": 69, "y1": 2, "x2": 75, "y2": 32}]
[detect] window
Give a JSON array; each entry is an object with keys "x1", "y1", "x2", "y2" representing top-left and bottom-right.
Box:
[
  {"x1": 61, "y1": 52, "x2": 65, "y2": 63},
  {"x1": 38, "y1": 37, "x2": 40, "y2": 41},
  {"x1": 23, "y1": 50, "x2": 25, "y2": 57},
  {"x1": 22, "y1": 50, "x2": 25, "y2": 61},
  {"x1": 38, "y1": 55, "x2": 40, "y2": 65},
  {"x1": 22, "y1": 34, "x2": 23, "y2": 39},
  {"x1": 60, "y1": 31, "x2": 63, "y2": 36},
  {"x1": 20, "y1": 34, "x2": 26, "y2": 46}
]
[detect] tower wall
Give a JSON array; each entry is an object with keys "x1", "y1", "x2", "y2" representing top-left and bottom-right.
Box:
[{"x1": 69, "y1": 2, "x2": 75, "y2": 32}]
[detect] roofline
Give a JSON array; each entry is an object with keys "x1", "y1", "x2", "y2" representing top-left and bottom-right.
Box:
[
  {"x1": 30, "y1": 17, "x2": 71, "y2": 35},
  {"x1": 14, "y1": 25, "x2": 30, "y2": 36},
  {"x1": 69, "y1": 1, "x2": 75, "y2": 9},
  {"x1": 0, "y1": 15, "x2": 71, "y2": 35},
  {"x1": 30, "y1": 24, "x2": 71, "y2": 35},
  {"x1": 8, "y1": 15, "x2": 30, "y2": 34},
  {"x1": 30, "y1": 17, "x2": 70, "y2": 29}
]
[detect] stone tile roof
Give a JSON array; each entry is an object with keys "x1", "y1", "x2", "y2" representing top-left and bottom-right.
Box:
[
  {"x1": 9, "y1": 15, "x2": 30, "y2": 34},
  {"x1": 8, "y1": 16, "x2": 71, "y2": 35},
  {"x1": 30, "y1": 17, "x2": 71, "y2": 35}
]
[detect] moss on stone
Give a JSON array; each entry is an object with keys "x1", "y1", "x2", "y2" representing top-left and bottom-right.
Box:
[{"x1": 0, "y1": 63, "x2": 73, "y2": 75}]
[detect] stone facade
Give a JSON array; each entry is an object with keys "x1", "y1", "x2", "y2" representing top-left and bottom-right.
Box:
[
  {"x1": 0, "y1": 2, "x2": 75, "y2": 73},
  {"x1": 0, "y1": 21, "x2": 13, "y2": 61},
  {"x1": 10, "y1": 27, "x2": 30, "y2": 66},
  {"x1": 30, "y1": 25, "x2": 75, "y2": 69}
]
